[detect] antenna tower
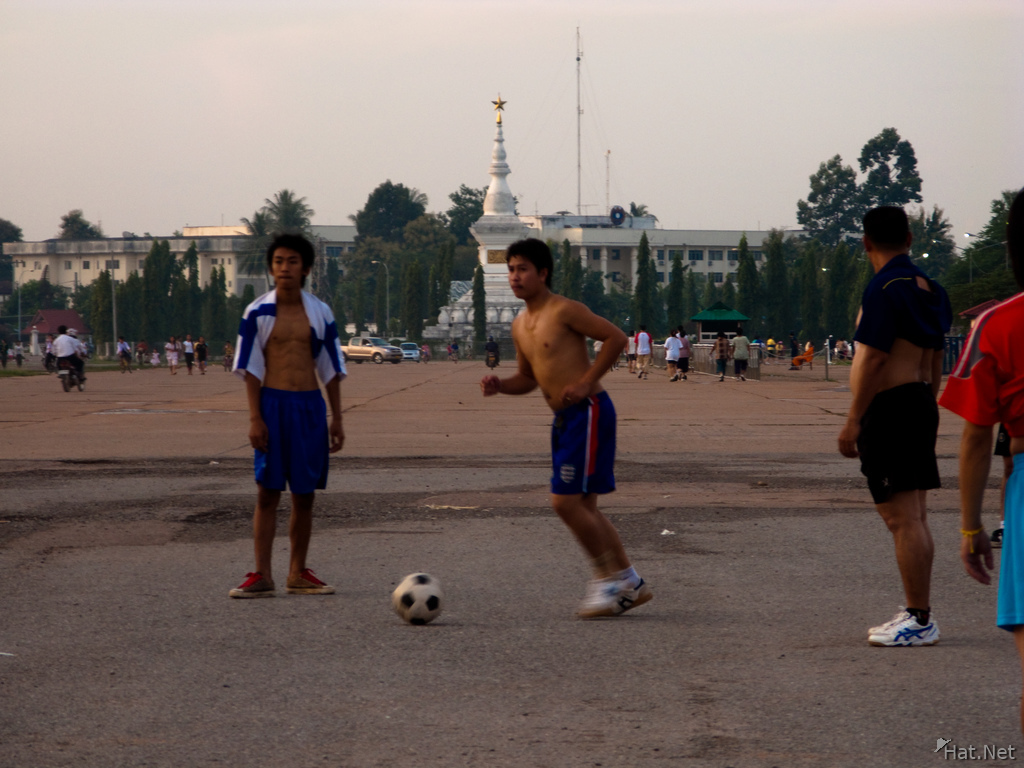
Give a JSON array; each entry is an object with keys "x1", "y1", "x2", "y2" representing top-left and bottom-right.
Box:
[{"x1": 576, "y1": 27, "x2": 582, "y2": 216}]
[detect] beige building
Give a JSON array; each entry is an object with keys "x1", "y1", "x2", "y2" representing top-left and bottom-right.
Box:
[{"x1": 4, "y1": 225, "x2": 357, "y2": 299}]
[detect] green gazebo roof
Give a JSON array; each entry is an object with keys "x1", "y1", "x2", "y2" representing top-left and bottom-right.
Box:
[{"x1": 690, "y1": 301, "x2": 749, "y2": 322}]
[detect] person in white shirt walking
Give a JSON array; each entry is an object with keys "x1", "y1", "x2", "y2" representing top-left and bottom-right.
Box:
[
  {"x1": 663, "y1": 334, "x2": 683, "y2": 381},
  {"x1": 731, "y1": 326, "x2": 751, "y2": 381},
  {"x1": 635, "y1": 326, "x2": 652, "y2": 380}
]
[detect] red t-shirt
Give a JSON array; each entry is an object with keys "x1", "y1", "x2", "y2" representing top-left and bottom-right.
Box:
[{"x1": 940, "y1": 292, "x2": 1024, "y2": 437}]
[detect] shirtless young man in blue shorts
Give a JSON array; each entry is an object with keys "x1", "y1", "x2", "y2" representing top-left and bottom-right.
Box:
[
  {"x1": 941, "y1": 188, "x2": 1024, "y2": 731},
  {"x1": 480, "y1": 238, "x2": 653, "y2": 618},
  {"x1": 229, "y1": 233, "x2": 346, "y2": 598},
  {"x1": 838, "y1": 207, "x2": 952, "y2": 645}
]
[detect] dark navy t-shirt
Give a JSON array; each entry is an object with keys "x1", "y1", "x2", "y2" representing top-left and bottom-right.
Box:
[{"x1": 854, "y1": 254, "x2": 952, "y2": 352}]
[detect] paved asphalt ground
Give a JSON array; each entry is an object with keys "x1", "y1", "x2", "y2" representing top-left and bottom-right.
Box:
[{"x1": 0, "y1": 358, "x2": 1020, "y2": 767}]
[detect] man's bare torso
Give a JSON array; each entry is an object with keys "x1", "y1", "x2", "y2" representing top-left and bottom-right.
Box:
[
  {"x1": 513, "y1": 294, "x2": 603, "y2": 411},
  {"x1": 263, "y1": 298, "x2": 319, "y2": 391}
]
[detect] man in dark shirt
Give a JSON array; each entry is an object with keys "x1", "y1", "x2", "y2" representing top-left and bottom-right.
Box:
[{"x1": 838, "y1": 206, "x2": 952, "y2": 647}]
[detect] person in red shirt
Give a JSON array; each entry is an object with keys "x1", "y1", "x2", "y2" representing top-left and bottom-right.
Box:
[{"x1": 940, "y1": 187, "x2": 1024, "y2": 732}]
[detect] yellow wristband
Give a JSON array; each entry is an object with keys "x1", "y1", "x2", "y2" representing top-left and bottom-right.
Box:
[{"x1": 961, "y1": 527, "x2": 984, "y2": 554}]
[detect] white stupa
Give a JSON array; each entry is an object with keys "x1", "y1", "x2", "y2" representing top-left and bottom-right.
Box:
[{"x1": 425, "y1": 95, "x2": 529, "y2": 342}]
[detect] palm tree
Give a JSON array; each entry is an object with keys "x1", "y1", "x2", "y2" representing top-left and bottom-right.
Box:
[
  {"x1": 239, "y1": 210, "x2": 273, "y2": 277},
  {"x1": 629, "y1": 202, "x2": 649, "y2": 218},
  {"x1": 263, "y1": 189, "x2": 314, "y2": 234}
]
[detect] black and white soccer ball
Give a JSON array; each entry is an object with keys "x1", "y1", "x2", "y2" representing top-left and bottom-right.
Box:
[{"x1": 391, "y1": 573, "x2": 443, "y2": 625}]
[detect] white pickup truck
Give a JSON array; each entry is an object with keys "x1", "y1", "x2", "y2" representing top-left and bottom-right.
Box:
[{"x1": 341, "y1": 336, "x2": 403, "y2": 364}]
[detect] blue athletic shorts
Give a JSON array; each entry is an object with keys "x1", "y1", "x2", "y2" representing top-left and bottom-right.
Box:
[
  {"x1": 254, "y1": 387, "x2": 329, "y2": 494},
  {"x1": 550, "y1": 391, "x2": 616, "y2": 496},
  {"x1": 997, "y1": 454, "x2": 1024, "y2": 630}
]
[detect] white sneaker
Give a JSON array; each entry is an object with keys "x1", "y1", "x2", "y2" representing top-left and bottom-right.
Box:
[
  {"x1": 577, "y1": 577, "x2": 653, "y2": 619},
  {"x1": 868, "y1": 609, "x2": 939, "y2": 646}
]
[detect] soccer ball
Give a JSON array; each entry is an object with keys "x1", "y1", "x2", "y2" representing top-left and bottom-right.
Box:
[{"x1": 391, "y1": 573, "x2": 443, "y2": 625}]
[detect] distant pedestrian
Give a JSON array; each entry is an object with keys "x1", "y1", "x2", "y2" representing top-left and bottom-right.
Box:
[
  {"x1": 677, "y1": 327, "x2": 690, "y2": 381},
  {"x1": 626, "y1": 331, "x2": 637, "y2": 373},
  {"x1": 0, "y1": 338, "x2": 7, "y2": 369},
  {"x1": 663, "y1": 333, "x2": 682, "y2": 381},
  {"x1": 731, "y1": 326, "x2": 750, "y2": 381},
  {"x1": 14, "y1": 342, "x2": 23, "y2": 367},
  {"x1": 713, "y1": 331, "x2": 730, "y2": 382},
  {"x1": 195, "y1": 336, "x2": 208, "y2": 374},
  {"x1": 183, "y1": 334, "x2": 195, "y2": 375},
  {"x1": 165, "y1": 335, "x2": 179, "y2": 374},
  {"x1": 635, "y1": 326, "x2": 652, "y2": 380}
]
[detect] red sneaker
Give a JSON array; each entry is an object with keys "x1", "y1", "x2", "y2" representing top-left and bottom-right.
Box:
[
  {"x1": 229, "y1": 572, "x2": 276, "y2": 599},
  {"x1": 286, "y1": 568, "x2": 335, "y2": 595}
]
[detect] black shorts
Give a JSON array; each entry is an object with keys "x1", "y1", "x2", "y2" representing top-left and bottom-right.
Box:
[
  {"x1": 678, "y1": 357, "x2": 690, "y2": 373},
  {"x1": 734, "y1": 359, "x2": 748, "y2": 374},
  {"x1": 996, "y1": 423, "x2": 1011, "y2": 457},
  {"x1": 857, "y1": 382, "x2": 940, "y2": 504}
]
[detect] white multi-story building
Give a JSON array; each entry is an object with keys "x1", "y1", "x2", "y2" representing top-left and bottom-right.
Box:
[
  {"x1": 519, "y1": 213, "x2": 772, "y2": 289},
  {"x1": 3, "y1": 225, "x2": 357, "y2": 299}
]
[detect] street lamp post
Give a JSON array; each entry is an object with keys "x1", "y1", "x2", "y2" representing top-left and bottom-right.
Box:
[{"x1": 371, "y1": 260, "x2": 390, "y2": 335}]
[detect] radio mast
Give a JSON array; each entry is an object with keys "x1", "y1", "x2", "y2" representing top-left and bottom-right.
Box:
[{"x1": 576, "y1": 27, "x2": 582, "y2": 216}]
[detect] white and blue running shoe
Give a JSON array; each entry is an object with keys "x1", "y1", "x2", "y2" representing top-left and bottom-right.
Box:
[
  {"x1": 868, "y1": 609, "x2": 939, "y2": 646},
  {"x1": 577, "y1": 577, "x2": 653, "y2": 619}
]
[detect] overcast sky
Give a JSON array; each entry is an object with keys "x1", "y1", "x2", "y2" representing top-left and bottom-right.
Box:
[{"x1": 2, "y1": 0, "x2": 1022, "y2": 247}]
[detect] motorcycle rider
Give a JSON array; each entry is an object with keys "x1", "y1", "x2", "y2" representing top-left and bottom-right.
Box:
[
  {"x1": 53, "y1": 325, "x2": 86, "y2": 382},
  {"x1": 485, "y1": 335, "x2": 500, "y2": 367}
]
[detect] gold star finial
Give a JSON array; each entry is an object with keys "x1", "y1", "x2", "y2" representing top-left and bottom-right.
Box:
[{"x1": 492, "y1": 94, "x2": 506, "y2": 123}]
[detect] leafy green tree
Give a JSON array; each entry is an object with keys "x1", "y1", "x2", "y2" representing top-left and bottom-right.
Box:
[
  {"x1": 182, "y1": 241, "x2": 202, "y2": 333},
  {"x1": 581, "y1": 269, "x2": 611, "y2": 321},
  {"x1": 117, "y1": 271, "x2": 144, "y2": 341},
  {"x1": 427, "y1": 264, "x2": 440, "y2": 323},
  {"x1": 472, "y1": 263, "x2": 487, "y2": 347},
  {"x1": 446, "y1": 185, "x2": 486, "y2": 246},
  {"x1": 629, "y1": 202, "x2": 652, "y2": 218},
  {"x1": 352, "y1": 181, "x2": 426, "y2": 243},
  {"x1": 630, "y1": 232, "x2": 658, "y2": 331},
  {"x1": 373, "y1": 263, "x2": 388, "y2": 333},
  {"x1": 735, "y1": 234, "x2": 761, "y2": 335},
  {"x1": 945, "y1": 190, "x2": 1018, "y2": 317},
  {"x1": 331, "y1": 284, "x2": 349, "y2": 342},
  {"x1": 700, "y1": 274, "x2": 719, "y2": 311},
  {"x1": 796, "y1": 156, "x2": 860, "y2": 247},
  {"x1": 15, "y1": 279, "x2": 69, "y2": 317},
  {"x1": 823, "y1": 241, "x2": 854, "y2": 338},
  {"x1": 797, "y1": 241, "x2": 824, "y2": 341},
  {"x1": 683, "y1": 270, "x2": 699, "y2": 324},
  {"x1": 201, "y1": 266, "x2": 228, "y2": 344},
  {"x1": 908, "y1": 205, "x2": 955, "y2": 278},
  {"x1": 70, "y1": 283, "x2": 94, "y2": 329},
  {"x1": 141, "y1": 239, "x2": 178, "y2": 344},
  {"x1": 721, "y1": 273, "x2": 737, "y2": 309},
  {"x1": 0, "y1": 218, "x2": 23, "y2": 244},
  {"x1": 401, "y1": 260, "x2": 425, "y2": 340},
  {"x1": 58, "y1": 210, "x2": 103, "y2": 240},
  {"x1": 91, "y1": 270, "x2": 114, "y2": 346},
  {"x1": 559, "y1": 239, "x2": 583, "y2": 301},
  {"x1": 438, "y1": 240, "x2": 454, "y2": 305},
  {"x1": 352, "y1": 279, "x2": 367, "y2": 334},
  {"x1": 452, "y1": 245, "x2": 479, "y2": 281},
  {"x1": 763, "y1": 229, "x2": 792, "y2": 335},
  {"x1": 858, "y1": 127, "x2": 922, "y2": 210},
  {"x1": 665, "y1": 252, "x2": 685, "y2": 327},
  {"x1": 404, "y1": 214, "x2": 455, "y2": 263}
]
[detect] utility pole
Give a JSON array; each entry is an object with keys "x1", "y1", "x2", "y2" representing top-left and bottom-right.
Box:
[{"x1": 576, "y1": 27, "x2": 583, "y2": 216}]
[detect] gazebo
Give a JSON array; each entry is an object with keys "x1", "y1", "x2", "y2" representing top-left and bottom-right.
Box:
[{"x1": 690, "y1": 301, "x2": 749, "y2": 342}]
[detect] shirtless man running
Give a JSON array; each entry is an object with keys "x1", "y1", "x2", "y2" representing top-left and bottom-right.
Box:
[
  {"x1": 230, "y1": 233, "x2": 346, "y2": 598},
  {"x1": 838, "y1": 206, "x2": 952, "y2": 646},
  {"x1": 481, "y1": 238, "x2": 653, "y2": 618}
]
